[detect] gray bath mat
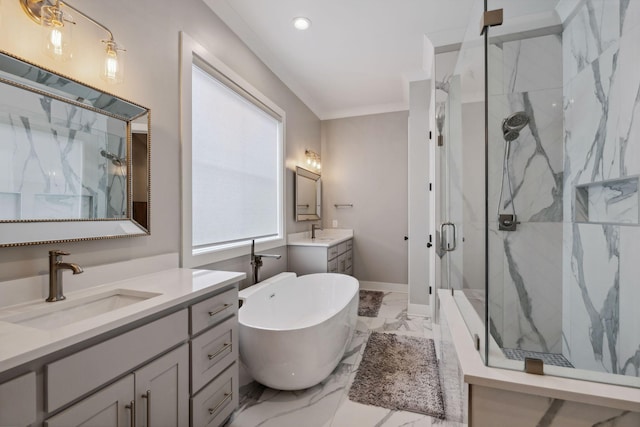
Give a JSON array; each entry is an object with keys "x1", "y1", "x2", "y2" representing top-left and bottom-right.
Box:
[
  {"x1": 358, "y1": 290, "x2": 384, "y2": 317},
  {"x1": 348, "y1": 332, "x2": 445, "y2": 419}
]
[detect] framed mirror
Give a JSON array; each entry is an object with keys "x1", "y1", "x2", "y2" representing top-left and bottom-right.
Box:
[
  {"x1": 0, "y1": 50, "x2": 150, "y2": 247},
  {"x1": 295, "y1": 166, "x2": 321, "y2": 221}
]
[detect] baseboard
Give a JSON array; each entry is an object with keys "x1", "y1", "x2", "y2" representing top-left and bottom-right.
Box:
[
  {"x1": 408, "y1": 303, "x2": 430, "y2": 318},
  {"x1": 358, "y1": 281, "x2": 408, "y2": 293}
]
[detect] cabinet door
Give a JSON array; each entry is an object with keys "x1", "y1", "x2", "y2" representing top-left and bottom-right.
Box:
[
  {"x1": 0, "y1": 372, "x2": 36, "y2": 427},
  {"x1": 45, "y1": 375, "x2": 134, "y2": 427},
  {"x1": 135, "y1": 344, "x2": 189, "y2": 427}
]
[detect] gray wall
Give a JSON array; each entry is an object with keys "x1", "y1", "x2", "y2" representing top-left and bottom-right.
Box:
[
  {"x1": 321, "y1": 112, "x2": 409, "y2": 285},
  {"x1": 0, "y1": 0, "x2": 320, "y2": 282}
]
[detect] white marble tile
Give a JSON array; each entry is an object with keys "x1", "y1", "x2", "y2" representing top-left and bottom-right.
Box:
[
  {"x1": 229, "y1": 363, "x2": 350, "y2": 427},
  {"x1": 502, "y1": 35, "x2": 563, "y2": 94},
  {"x1": 621, "y1": 0, "x2": 640, "y2": 36},
  {"x1": 562, "y1": 0, "x2": 618, "y2": 86},
  {"x1": 231, "y1": 292, "x2": 463, "y2": 427},
  {"x1": 499, "y1": 223, "x2": 563, "y2": 353},
  {"x1": 471, "y1": 384, "x2": 640, "y2": 427},
  {"x1": 611, "y1": 22, "x2": 640, "y2": 176},
  {"x1": 564, "y1": 223, "x2": 619, "y2": 373},
  {"x1": 618, "y1": 226, "x2": 640, "y2": 377}
]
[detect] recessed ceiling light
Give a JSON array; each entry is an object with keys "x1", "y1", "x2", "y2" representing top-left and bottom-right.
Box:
[{"x1": 292, "y1": 17, "x2": 311, "y2": 31}]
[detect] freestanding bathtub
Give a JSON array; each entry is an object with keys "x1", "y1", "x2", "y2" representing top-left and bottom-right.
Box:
[{"x1": 238, "y1": 272, "x2": 359, "y2": 390}]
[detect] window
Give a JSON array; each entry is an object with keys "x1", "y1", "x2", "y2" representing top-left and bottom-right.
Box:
[{"x1": 180, "y1": 34, "x2": 285, "y2": 267}]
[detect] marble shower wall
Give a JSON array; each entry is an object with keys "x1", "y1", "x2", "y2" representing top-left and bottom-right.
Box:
[
  {"x1": 0, "y1": 84, "x2": 127, "y2": 220},
  {"x1": 562, "y1": 0, "x2": 640, "y2": 378},
  {"x1": 487, "y1": 34, "x2": 564, "y2": 354}
]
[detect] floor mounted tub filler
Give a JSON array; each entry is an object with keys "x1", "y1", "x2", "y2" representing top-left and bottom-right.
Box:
[{"x1": 239, "y1": 272, "x2": 358, "y2": 390}]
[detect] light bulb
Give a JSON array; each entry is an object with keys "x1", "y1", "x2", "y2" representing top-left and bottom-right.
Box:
[
  {"x1": 307, "y1": 158, "x2": 312, "y2": 165},
  {"x1": 102, "y1": 41, "x2": 124, "y2": 84},
  {"x1": 42, "y1": 5, "x2": 72, "y2": 60},
  {"x1": 317, "y1": 163, "x2": 321, "y2": 170}
]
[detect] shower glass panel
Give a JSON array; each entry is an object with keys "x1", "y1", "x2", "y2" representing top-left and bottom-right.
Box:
[
  {"x1": 485, "y1": 0, "x2": 640, "y2": 388},
  {"x1": 435, "y1": 0, "x2": 487, "y2": 360}
]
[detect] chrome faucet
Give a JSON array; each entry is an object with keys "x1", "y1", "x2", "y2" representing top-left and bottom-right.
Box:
[
  {"x1": 311, "y1": 223, "x2": 323, "y2": 239},
  {"x1": 47, "y1": 250, "x2": 83, "y2": 302},
  {"x1": 250, "y1": 240, "x2": 281, "y2": 284}
]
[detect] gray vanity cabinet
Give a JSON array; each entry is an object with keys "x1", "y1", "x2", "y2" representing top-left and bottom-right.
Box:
[
  {"x1": 0, "y1": 282, "x2": 240, "y2": 427},
  {"x1": 288, "y1": 239, "x2": 353, "y2": 275},
  {"x1": 45, "y1": 331, "x2": 190, "y2": 427},
  {"x1": 45, "y1": 374, "x2": 135, "y2": 427},
  {"x1": 135, "y1": 344, "x2": 189, "y2": 427},
  {"x1": 0, "y1": 372, "x2": 37, "y2": 426}
]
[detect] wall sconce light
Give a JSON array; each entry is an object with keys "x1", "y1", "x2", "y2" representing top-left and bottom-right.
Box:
[
  {"x1": 305, "y1": 149, "x2": 321, "y2": 171},
  {"x1": 20, "y1": 0, "x2": 125, "y2": 83}
]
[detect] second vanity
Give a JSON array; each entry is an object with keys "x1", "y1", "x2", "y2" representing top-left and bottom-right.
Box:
[
  {"x1": 0, "y1": 262, "x2": 245, "y2": 427},
  {"x1": 288, "y1": 228, "x2": 353, "y2": 275}
]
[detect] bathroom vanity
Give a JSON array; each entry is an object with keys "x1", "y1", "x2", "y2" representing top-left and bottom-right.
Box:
[
  {"x1": 0, "y1": 267, "x2": 244, "y2": 427},
  {"x1": 288, "y1": 229, "x2": 353, "y2": 275}
]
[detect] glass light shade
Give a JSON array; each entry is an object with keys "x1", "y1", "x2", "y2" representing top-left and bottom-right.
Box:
[
  {"x1": 102, "y1": 42, "x2": 124, "y2": 84},
  {"x1": 41, "y1": 6, "x2": 72, "y2": 60}
]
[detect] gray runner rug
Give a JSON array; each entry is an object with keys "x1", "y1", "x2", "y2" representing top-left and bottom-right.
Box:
[
  {"x1": 358, "y1": 290, "x2": 384, "y2": 317},
  {"x1": 348, "y1": 332, "x2": 445, "y2": 419}
]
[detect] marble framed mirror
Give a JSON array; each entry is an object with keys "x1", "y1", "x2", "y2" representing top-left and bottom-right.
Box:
[
  {"x1": 295, "y1": 166, "x2": 321, "y2": 221},
  {"x1": 0, "y1": 50, "x2": 150, "y2": 247}
]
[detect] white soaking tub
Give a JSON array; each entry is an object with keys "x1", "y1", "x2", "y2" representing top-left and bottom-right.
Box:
[{"x1": 238, "y1": 272, "x2": 358, "y2": 390}]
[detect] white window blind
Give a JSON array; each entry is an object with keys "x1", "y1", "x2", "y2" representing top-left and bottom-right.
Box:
[{"x1": 191, "y1": 64, "x2": 282, "y2": 251}]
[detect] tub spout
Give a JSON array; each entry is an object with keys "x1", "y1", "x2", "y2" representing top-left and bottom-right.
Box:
[{"x1": 250, "y1": 240, "x2": 282, "y2": 284}]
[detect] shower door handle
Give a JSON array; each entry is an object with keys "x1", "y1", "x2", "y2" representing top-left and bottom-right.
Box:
[{"x1": 440, "y1": 222, "x2": 457, "y2": 252}]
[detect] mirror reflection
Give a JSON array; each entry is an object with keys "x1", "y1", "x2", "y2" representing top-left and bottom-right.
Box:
[
  {"x1": 295, "y1": 166, "x2": 321, "y2": 221},
  {"x1": 0, "y1": 82, "x2": 128, "y2": 220},
  {"x1": 0, "y1": 50, "x2": 150, "y2": 246}
]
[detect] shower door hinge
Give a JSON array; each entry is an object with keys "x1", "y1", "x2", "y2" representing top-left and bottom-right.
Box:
[
  {"x1": 480, "y1": 8, "x2": 503, "y2": 35},
  {"x1": 429, "y1": 182, "x2": 432, "y2": 191},
  {"x1": 429, "y1": 286, "x2": 432, "y2": 295},
  {"x1": 429, "y1": 131, "x2": 432, "y2": 140}
]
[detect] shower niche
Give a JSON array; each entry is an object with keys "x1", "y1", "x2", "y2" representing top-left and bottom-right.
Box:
[{"x1": 575, "y1": 177, "x2": 639, "y2": 225}]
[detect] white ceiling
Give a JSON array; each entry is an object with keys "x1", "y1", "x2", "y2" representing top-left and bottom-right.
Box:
[{"x1": 204, "y1": 0, "x2": 561, "y2": 120}]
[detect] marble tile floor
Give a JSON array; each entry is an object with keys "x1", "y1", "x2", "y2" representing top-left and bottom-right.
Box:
[{"x1": 226, "y1": 291, "x2": 466, "y2": 427}]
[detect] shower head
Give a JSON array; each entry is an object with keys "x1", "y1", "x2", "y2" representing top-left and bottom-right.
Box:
[
  {"x1": 503, "y1": 111, "x2": 529, "y2": 131},
  {"x1": 502, "y1": 128, "x2": 521, "y2": 142},
  {"x1": 100, "y1": 149, "x2": 125, "y2": 166},
  {"x1": 501, "y1": 111, "x2": 529, "y2": 141}
]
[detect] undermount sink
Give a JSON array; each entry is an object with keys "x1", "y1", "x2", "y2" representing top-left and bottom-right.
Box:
[{"x1": 2, "y1": 289, "x2": 161, "y2": 330}]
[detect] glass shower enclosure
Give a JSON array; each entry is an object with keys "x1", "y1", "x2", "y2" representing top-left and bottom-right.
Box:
[{"x1": 436, "y1": 0, "x2": 640, "y2": 389}]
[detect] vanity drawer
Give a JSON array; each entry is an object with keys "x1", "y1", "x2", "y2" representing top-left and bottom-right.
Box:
[
  {"x1": 328, "y1": 258, "x2": 338, "y2": 273},
  {"x1": 346, "y1": 239, "x2": 353, "y2": 251},
  {"x1": 338, "y1": 242, "x2": 348, "y2": 255},
  {"x1": 328, "y1": 245, "x2": 339, "y2": 260},
  {"x1": 190, "y1": 316, "x2": 237, "y2": 394},
  {"x1": 46, "y1": 309, "x2": 188, "y2": 413},
  {"x1": 190, "y1": 287, "x2": 237, "y2": 335},
  {"x1": 191, "y1": 363, "x2": 238, "y2": 427},
  {"x1": 0, "y1": 371, "x2": 36, "y2": 426},
  {"x1": 345, "y1": 250, "x2": 353, "y2": 269},
  {"x1": 338, "y1": 253, "x2": 348, "y2": 273}
]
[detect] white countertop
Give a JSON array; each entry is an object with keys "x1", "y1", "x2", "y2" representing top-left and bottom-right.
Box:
[
  {"x1": 0, "y1": 268, "x2": 245, "y2": 373},
  {"x1": 439, "y1": 289, "x2": 640, "y2": 412},
  {"x1": 287, "y1": 228, "x2": 353, "y2": 247}
]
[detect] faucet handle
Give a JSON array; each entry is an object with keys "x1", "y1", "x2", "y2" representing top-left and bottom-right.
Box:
[{"x1": 49, "y1": 250, "x2": 70, "y2": 257}]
